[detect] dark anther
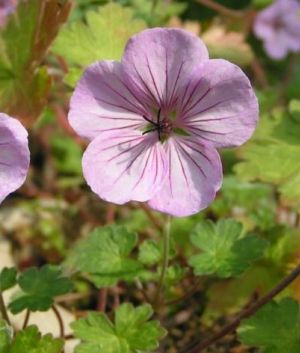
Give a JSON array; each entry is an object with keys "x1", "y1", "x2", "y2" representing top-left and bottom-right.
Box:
[{"x1": 143, "y1": 109, "x2": 170, "y2": 141}]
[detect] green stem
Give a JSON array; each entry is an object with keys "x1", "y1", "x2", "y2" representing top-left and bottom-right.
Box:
[
  {"x1": 151, "y1": 0, "x2": 159, "y2": 16},
  {"x1": 154, "y1": 215, "x2": 172, "y2": 307},
  {"x1": 196, "y1": 0, "x2": 244, "y2": 18},
  {"x1": 0, "y1": 291, "x2": 10, "y2": 325}
]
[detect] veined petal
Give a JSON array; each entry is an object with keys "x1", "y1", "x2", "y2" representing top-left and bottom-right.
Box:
[
  {"x1": 0, "y1": 113, "x2": 30, "y2": 204},
  {"x1": 82, "y1": 130, "x2": 168, "y2": 204},
  {"x1": 69, "y1": 61, "x2": 147, "y2": 140},
  {"x1": 264, "y1": 38, "x2": 289, "y2": 59},
  {"x1": 121, "y1": 28, "x2": 209, "y2": 111},
  {"x1": 177, "y1": 59, "x2": 258, "y2": 148},
  {"x1": 148, "y1": 136, "x2": 222, "y2": 217}
]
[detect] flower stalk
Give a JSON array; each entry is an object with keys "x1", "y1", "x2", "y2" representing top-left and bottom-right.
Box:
[
  {"x1": 0, "y1": 290, "x2": 10, "y2": 325},
  {"x1": 154, "y1": 215, "x2": 172, "y2": 308},
  {"x1": 182, "y1": 261, "x2": 300, "y2": 353}
]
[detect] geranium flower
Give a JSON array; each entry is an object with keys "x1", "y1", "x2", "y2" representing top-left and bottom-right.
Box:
[
  {"x1": 0, "y1": 113, "x2": 30, "y2": 204},
  {"x1": 0, "y1": 0, "x2": 17, "y2": 27},
  {"x1": 253, "y1": 0, "x2": 300, "y2": 60},
  {"x1": 69, "y1": 28, "x2": 258, "y2": 217}
]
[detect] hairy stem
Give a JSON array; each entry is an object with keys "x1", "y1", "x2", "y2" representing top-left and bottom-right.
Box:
[
  {"x1": 165, "y1": 278, "x2": 202, "y2": 306},
  {"x1": 155, "y1": 215, "x2": 172, "y2": 307},
  {"x1": 97, "y1": 288, "x2": 108, "y2": 312},
  {"x1": 52, "y1": 305, "x2": 65, "y2": 338},
  {"x1": 139, "y1": 203, "x2": 163, "y2": 232},
  {"x1": 22, "y1": 310, "x2": 30, "y2": 329},
  {"x1": 151, "y1": 0, "x2": 159, "y2": 16},
  {"x1": 251, "y1": 58, "x2": 269, "y2": 89},
  {"x1": 196, "y1": 0, "x2": 244, "y2": 17},
  {"x1": 183, "y1": 262, "x2": 300, "y2": 353},
  {"x1": 0, "y1": 291, "x2": 10, "y2": 325}
]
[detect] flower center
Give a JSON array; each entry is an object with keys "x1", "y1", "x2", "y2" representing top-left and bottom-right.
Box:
[
  {"x1": 142, "y1": 108, "x2": 189, "y2": 142},
  {"x1": 142, "y1": 108, "x2": 174, "y2": 142},
  {"x1": 160, "y1": 117, "x2": 173, "y2": 135}
]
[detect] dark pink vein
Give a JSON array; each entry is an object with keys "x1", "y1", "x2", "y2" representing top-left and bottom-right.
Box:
[
  {"x1": 174, "y1": 143, "x2": 189, "y2": 188},
  {"x1": 183, "y1": 140, "x2": 212, "y2": 165},
  {"x1": 167, "y1": 61, "x2": 184, "y2": 110},
  {"x1": 177, "y1": 143, "x2": 207, "y2": 178},
  {"x1": 165, "y1": 49, "x2": 169, "y2": 106},
  {"x1": 180, "y1": 77, "x2": 204, "y2": 114},
  {"x1": 183, "y1": 100, "x2": 226, "y2": 121},
  {"x1": 116, "y1": 75, "x2": 148, "y2": 114},
  {"x1": 183, "y1": 87, "x2": 212, "y2": 117},
  {"x1": 168, "y1": 147, "x2": 174, "y2": 198},
  {"x1": 131, "y1": 147, "x2": 152, "y2": 192},
  {"x1": 189, "y1": 116, "x2": 233, "y2": 124},
  {"x1": 145, "y1": 55, "x2": 162, "y2": 106},
  {"x1": 132, "y1": 62, "x2": 159, "y2": 106},
  {"x1": 101, "y1": 80, "x2": 145, "y2": 115},
  {"x1": 107, "y1": 138, "x2": 146, "y2": 162}
]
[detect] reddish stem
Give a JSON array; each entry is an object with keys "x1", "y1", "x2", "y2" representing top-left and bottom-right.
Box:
[{"x1": 182, "y1": 262, "x2": 300, "y2": 353}]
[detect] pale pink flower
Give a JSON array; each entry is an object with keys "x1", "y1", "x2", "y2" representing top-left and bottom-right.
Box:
[
  {"x1": 69, "y1": 28, "x2": 258, "y2": 217},
  {"x1": 0, "y1": 0, "x2": 17, "y2": 27},
  {"x1": 254, "y1": 0, "x2": 300, "y2": 60},
  {"x1": 0, "y1": 113, "x2": 30, "y2": 204}
]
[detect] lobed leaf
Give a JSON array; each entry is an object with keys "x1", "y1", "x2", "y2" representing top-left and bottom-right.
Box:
[
  {"x1": 71, "y1": 303, "x2": 167, "y2": 353},
  {"x1": 8, "y1": 265, "x2": 73, "y2": 314},
  {"x1": 64, "y1": 225, "x2": 143, "y2": 288},
  {"x1": 189, "y1": 219, "x2": 268, "y2": 278},
  {"x1": 0, "y1": 267, "x2": 17, "y2": 292},
  {"x1": 52, "y1": 3, "x2": 146, "y2": 87},
  {"x1": 0, "y1": 320, "x2": 12, "y2": 353},
  {"x1": 238, "y1": 298, "x2": 300, "y2": 353},
  {"x1": 0, "y1": 0, "x2": 71, "y2": 126},
  {"x1": 235, "y1": 106, "x2": 300, "y2": 206},
  {"x1": 9, "y1": 326, "x2": 63, "y2": 353}
]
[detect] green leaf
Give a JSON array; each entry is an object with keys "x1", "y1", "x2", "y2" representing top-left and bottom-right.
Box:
[
  {"x1": 0, "y1": 267, "x2": 17, "y2": 292},
  {"x1": 9, "y1": 326, "x2": 63, "y2": 353},
  {"x1": 138, "y1": 240, "x2": 161, "y2": 266},
  {"x1": 52, "y1": 3, "x2": 146, "y2": 86},
  {"x1": 0, "y1": 320, "x2": 12, "y2": 353},
  {"x1": 8, "y1": 265, "x2": 73, "y2": 314},
  {"x1": 51, "y1": 133, "x2": 82, "y2": 175},
  {"x1": 238, "y1": 298, "x2": 300, "y2": 353},
  {"x1": 210, "y1": 176, "x2": 275, "y2": 228},
  {"x1": 204, "y1": 265, "x2": 281, "y2": 322},
  {"x1": 252, "y1": 0, "x2": 273, "y2": 9},
  {"x1": 138, "y1": 238, "x2": 176, "y2": 266},
  {"x1": 65, "y1": 225, "x2": 143, "y2": 288},
  {"x1": 235, "y1": 108, "x2": 300, "y2": 206},
  {"x1": 165, "y1": 264, "x2": 187, "y2": 286},
  {"x1": 72, "y1": 303, "x2": 167, "y2": 353},
  {"x1": 189, "y1": 219, "x2": 268, "y2": 278},
  {"x1": 130, "y1": 0, "x2": 186, "y2": 26},
  {"x1": 289, "y1": 99, "x2": 300, "y2": 122},
  {"x1": 0, "y1": 0, "x2": 71, "y2": 126}
]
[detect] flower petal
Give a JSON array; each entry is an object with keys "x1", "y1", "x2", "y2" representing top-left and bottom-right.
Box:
[
  {"x1": 69, "y1": 61, "x2": 147, "y2": 140},
  {"x1": 0, "y1": 113, "x2": 30, "y2": 204},
  {"x1": 177, "y1": 59, "x2": 258, "y2": 148},
  {"x1": 82, "y1": 130, "x2": 168, "y2": 204},
  {"x1": 148, "y1": 136, "x2": 222, "y2": 217},
  {"x1": 264, "y1": 38, "x2": 289, "y2": 60},
  {"x1": 121, "y1": 28, "x2": 209, "y2": 111}
]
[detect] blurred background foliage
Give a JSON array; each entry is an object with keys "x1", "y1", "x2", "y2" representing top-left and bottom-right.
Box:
[{"x1": 0, "y1": 0, "x2": 300, "y2": 352}]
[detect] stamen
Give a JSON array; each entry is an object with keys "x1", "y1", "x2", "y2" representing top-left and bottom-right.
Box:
[
  {"x1": 142, "y1": 115, "x2": 158, "y2": 126},
  {"x1": 142, "y1": 108, "x2": 172, "y2": 142},
  {"x1": 142, "y1": 127, "x2": 158, "y2": 135}
]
